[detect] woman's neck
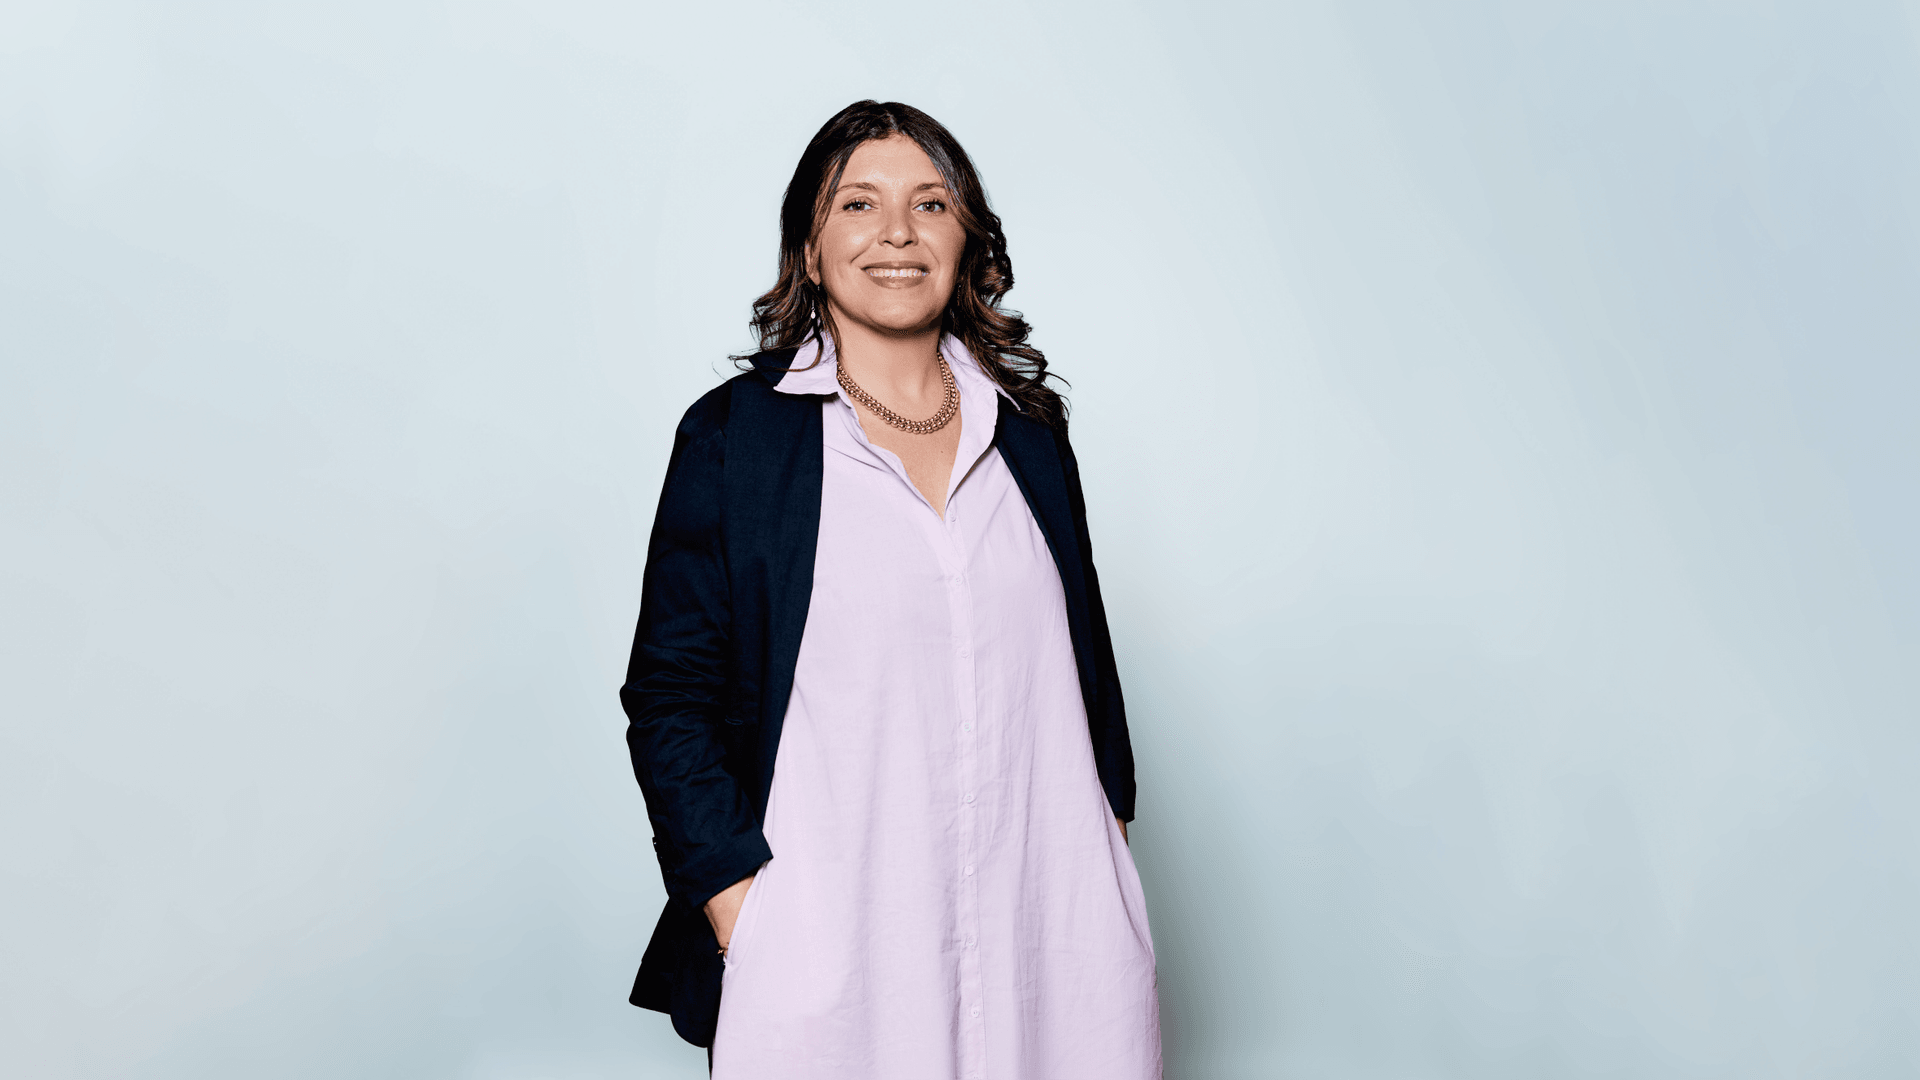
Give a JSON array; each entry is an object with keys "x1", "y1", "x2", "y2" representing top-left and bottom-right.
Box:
[{"x1": 831, "y1": 316, "x2": 945, "y2": 407}]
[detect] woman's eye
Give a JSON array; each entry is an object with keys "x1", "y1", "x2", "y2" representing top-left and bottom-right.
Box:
[
  {"x1": 917, "y1": 199, "x2": 947, "y2": 212},
  {"x1": 843, "y1": 199, "x2": 873, "y2": 212}
]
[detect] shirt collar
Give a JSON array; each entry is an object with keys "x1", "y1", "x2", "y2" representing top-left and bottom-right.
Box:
[{"x1": 772, "y1": 333, "x2": 1018, "y2": 409}]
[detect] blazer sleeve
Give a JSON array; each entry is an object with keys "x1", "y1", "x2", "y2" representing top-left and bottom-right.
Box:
[
  {"x1": 621, "y1": 385, "x2": 774, "y2": 909},
  {"x1": 1053, "y1": 424, "x2": 1138, "y2": 822}
]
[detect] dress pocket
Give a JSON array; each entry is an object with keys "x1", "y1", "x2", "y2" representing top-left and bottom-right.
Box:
[
  {"x1": 1111, "y1": 821, "x2": 1157, "y2": 965},
  {"x1": 722, "y1": 862, "x2": 771, "y2": 970}
]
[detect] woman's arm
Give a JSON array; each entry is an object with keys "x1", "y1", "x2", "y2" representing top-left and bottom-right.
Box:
[
  {"x1": 704, "y1": 874, "x2": 755, "y2": 952},
  {"x1": 622, "y1": 386, "x2": 773, "y2": 916},
  {"x1": 1052, "y1": 423, "x2": 1138, "y2": 825}
]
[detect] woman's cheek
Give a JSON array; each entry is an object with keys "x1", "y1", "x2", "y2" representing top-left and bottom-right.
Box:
[{"x1": 835, "y1": 226, "x2": 874, "y2": 259}]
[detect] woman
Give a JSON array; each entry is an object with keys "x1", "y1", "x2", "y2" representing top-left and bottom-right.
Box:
[{"x1": 621, "y1": 100, "x2": 1160, "y2": 1079}]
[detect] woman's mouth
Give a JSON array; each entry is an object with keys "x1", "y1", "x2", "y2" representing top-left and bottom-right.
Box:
[{"x1": 865, "y1": 266, "x2": 929, "y2": 287}]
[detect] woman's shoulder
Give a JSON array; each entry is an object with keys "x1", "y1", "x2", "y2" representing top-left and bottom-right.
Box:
[
  {"x1": 673, "y1": 348, "x2": 808, "y2": 440},
  {"x1": 991, "y1": 391, "x2": 1077, "y2": 462}
]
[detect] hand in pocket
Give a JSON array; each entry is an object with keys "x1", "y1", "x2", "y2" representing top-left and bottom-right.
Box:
[{"x1": 704, "y1": 873, "x2": 757, "y2": 954}]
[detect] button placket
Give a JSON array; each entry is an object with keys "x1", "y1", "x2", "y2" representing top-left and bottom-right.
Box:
[{"x1": 941, "y1": 502, "x2": 989, "y2": 1079}]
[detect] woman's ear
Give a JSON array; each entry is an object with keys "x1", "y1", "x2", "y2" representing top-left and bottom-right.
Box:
[{"x1": 805, "y1": 244, "x2": 820, "y2": 287}]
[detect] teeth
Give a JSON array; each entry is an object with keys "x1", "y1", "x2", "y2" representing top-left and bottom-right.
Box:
[{"x1": 868, "y1": 268, "x2": 925, "y2": 277}]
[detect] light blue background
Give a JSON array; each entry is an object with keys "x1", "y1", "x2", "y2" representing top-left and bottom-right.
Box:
[{"x1": 5, "y1": 1, "x2": 1918, "y2": 1076}]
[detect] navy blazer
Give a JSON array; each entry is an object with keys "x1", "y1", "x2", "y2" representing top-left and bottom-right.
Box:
[{"x1": 620, "y1": 349, "x2": 1134, "y2": 1047}]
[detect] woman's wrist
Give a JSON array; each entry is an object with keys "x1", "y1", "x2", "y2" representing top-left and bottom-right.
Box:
[{"x1": 704, "y1": 873, "x2": 757, "y2": 953}]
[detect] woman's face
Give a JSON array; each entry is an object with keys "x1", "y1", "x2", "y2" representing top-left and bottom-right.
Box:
[{"x1": 809, "y1": 135, "x2": 967, "y2": 339}]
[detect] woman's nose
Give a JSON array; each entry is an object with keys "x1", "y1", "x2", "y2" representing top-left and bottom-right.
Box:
[{"x1": 881, "y1": 204, "x2": 916, "y2": 247}]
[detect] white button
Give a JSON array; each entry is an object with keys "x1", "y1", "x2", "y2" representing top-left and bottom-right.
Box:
[
  {"x1": 964, "y1": 864, "x2": 975, "y2": 876},
  {"x1": 964, "y1": 792, "x2": 975, "y2": 804},
  {"x1": 971, "y1": 1005, "x2": 981, "y2": 1018},
  {"x1": 957, "y1": 647, "x2": 970, "y2": 658},
  {"x1": 966, "y1": 936, "x2": 977, "y2": 948},
  {"x1": 962, "y1": 723, "x2": 973, "y2": 733}
]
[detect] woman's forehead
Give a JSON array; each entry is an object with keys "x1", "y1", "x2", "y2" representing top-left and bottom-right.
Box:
[{"x1": 839, "y1": 135, "x2": 944, "y2": 187}]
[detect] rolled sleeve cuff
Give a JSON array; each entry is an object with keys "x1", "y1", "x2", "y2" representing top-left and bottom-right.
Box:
[{"x1": 670, "y1": 831, "x2": 775, "y2": 911}]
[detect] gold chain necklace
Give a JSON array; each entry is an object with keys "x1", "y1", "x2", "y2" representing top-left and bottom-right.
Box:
[{"x1": 835, "y1": 353, "x2": 960, "y2": 435}]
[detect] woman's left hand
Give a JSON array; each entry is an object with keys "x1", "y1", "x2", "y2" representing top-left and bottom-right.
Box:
[
  {"x1": 705, "y1": 873, "x2": 756, "y2": 953},
  {"x1": 1117, "y1": 817, "x2": 1128, "y2": 844}
]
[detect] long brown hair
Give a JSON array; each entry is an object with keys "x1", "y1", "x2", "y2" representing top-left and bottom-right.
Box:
[{"x1": 741, "y1": 100, "x2": 1066, "y2": 427}]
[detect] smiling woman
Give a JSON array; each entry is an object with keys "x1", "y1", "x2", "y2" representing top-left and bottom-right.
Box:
[{"x1": 618, "y1": 101, "x2": 1159, "y2": 1079}]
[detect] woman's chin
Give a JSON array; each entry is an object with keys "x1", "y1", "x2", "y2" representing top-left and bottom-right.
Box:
[{"x1": 836, "y1": 306, "x2": 948, "y2": 339}]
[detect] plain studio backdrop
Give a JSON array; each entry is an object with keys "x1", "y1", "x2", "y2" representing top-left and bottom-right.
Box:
[{"x1": 5, "y1": 1, "x2": 1919, "y2": 1077}]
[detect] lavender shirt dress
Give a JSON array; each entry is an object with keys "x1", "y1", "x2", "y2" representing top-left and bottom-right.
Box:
[{"x1": 708, "y1": 336, "x2": 1161, "y2": 1080}]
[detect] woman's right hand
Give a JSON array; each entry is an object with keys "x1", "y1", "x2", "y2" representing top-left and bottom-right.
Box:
[{"x1": 704, "y1": 873, "x2": 756, "y2": 953}]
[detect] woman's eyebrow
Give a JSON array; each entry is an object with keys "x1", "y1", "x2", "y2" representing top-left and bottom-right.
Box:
[{"x1": 831, "y1": 181, "x2": 951, "y2": 194}]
